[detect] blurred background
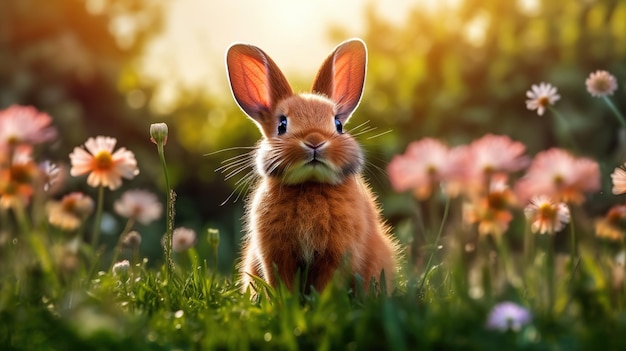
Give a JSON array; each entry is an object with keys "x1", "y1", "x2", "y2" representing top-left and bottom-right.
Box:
[{"x1": 2, "y1": 0, "x2": 626, "y2": 272}]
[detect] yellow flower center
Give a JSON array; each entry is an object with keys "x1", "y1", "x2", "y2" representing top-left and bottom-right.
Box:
[
  {"x1": 537, "y1": 96, "x2": 550, "y2": 107},
  {"x1": 537, "y1": 203, "x2": 556, "y2": 221},
  {"x1": 93, "y1": 151, "x2": 113, "y2": 170},
  {"x1": 10, "y1": 164, "x2": 34, "y2": 184},
  {"x1": 61, "y1": 197, "x2": 78, "y2": 213}
]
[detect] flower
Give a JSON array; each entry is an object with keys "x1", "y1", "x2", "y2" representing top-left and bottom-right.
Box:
[
  {"x1": 39, "y1": 160, "x2": 64, "y2": 193},
  {"x1": 463, "y1": 175, "x2": 516, "y2": 237},
  {"x1": 150, "y1": 123, "x2": 169, "y2": 145},
  {"x1": 595, "y1": 205, "x2": 626, "y2": 241},
  {"x1": 0, "y1": 145, "x2": 38, "y2": 208},
  {"x1": 524, "y1": 195, "x2": 570, "y2": 235},
  {"x1": 112, "y1": 260, "x2": 131, "y2": 276},
  {"x1": 586, "y1": 70, "x2": 618, "y2": 97},
  {"x1": 486, "y1": 301, "x2": 532, "y2": 332},
  {"x1": 387, "y1": 138, "x2": 451, "y2": 199},
  {"x1": 114, "y1": 189, "x2": 163, "y2": 225},
  {"x1": 171, "y1": 227, "x2": 196, "y2": 252},
  {"x1": 515, "y1": 148, "x2": 600, "y2": 204},
  {"x1": 46, "y1": 192, "x2": 95, "y2": 231},
  {"x1": 0, "y1": 105, "x2": 57, "y2": 146},
  {"x1": 69, "y1": 136, "x2": 139, "y2": 190},
  {"x1": 121, "y1": 230, "x2": 142, "y2": 249},
  {"x1": 525, "y1": 82, "x2": 560, "y2": 116},
  {"x1": 611, "y1": 166, "x2": 626, "y2": 195},
  {"x1": 464, "y1": 134, "x2": 529, "y2": 192}
]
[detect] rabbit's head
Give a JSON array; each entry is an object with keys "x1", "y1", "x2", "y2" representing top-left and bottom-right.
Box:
[{"x1": 226, "y1": 39, "x2": 367, "y2": 185}]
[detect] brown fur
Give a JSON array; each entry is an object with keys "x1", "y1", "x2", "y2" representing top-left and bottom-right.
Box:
[{"x1": 226, "y1": 39, "x2": 398, "y2": 293}]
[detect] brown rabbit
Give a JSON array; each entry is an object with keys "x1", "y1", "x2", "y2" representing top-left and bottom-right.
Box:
[{"x1": 225, "y1": 39, "x2": 397, "y2": 293}]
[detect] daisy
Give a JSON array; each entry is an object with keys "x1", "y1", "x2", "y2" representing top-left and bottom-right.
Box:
[
  {"x1": 611, "y1": 166, "x2": 626, "y2": 195},
  {"x1": 39, "y1": 160, "x2": 64, "y2": 193},
  {"x1": 594, "y1": 205, "x2": 626, "y2": 241},
  {"x1": 0, "y1": 105, "x2": 57, "y2": 146},
  {"x1": 69, "y1": 136, "x2": 139, "y2": 190},
  {"x1": 586, "y1": 70, "x2": 618, "y2": 97},
  {"x1": 387, "y1": 138, "x2": 450, "y2": 199},
  {"x1": 46, "y1": 192, "x2": 94, "y2": 231},
  {"x1": 515, "y1": 148, "x2": 600, "y2": 204},
  {"x1": 524, "y1": 195, "x2": 570, "y2": 235},
  {"x1": 486, "y1": 301, "x2": 532, "y2": 332},
  {"x1": 170, "y1": 227, "x2": 196, "y2": 252},
  {"x1": 114, "y1": 189, "x2": 163, "y2": 225},
  {"x1": 525, "y1": 82, "x2": 560, "y2": 116}
]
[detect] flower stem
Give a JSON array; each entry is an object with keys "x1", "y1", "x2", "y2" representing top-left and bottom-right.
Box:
[
  {"x1": 419, "y1": 195, "x2": 450, "y2": 291},
  {"x1": 91, "y1": 185, "x2": 104, "y2": 248},
  {"x1": 156, "y1": 142, "x2": 175, "y2": 280},
  {"x1": 602, "y1": 96, "x2": 626, "y2": 130},
  {"x1": 548, "y1": 107, "x2": 579, "y2": 152},
  {"x1": 110, "y1": 217, "x2": 135, "y2": 268}
]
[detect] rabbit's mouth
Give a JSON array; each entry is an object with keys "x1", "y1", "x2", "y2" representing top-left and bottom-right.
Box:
[{"x1": 281, "y1": 158, "x2": 342, "y2": 185}]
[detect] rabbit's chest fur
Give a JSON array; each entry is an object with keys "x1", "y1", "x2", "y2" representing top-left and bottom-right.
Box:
[{"x1": 249, "y1": 176, "x2": 371, "y2": 265}]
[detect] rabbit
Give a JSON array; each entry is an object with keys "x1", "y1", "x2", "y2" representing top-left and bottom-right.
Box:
[{"x1": 225, "y1": 38, "x2": 398, "y2": 294}]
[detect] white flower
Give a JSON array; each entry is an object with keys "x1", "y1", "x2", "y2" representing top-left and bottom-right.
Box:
[
  {"x1": 586, "y1": 70, "x2": 618, "y2": 97},
  {"x1": 525, "y1": 82, "x2": 560, "y2": 116}
]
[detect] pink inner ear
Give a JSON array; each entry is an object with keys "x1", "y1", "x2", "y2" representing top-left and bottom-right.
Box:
[
  {"x1": 332, "y1": 47, "x2": 366, "y2": 118},
  {"x1": 227, "y1": 46, "x2": 273, "y2": 118},
  {"x1": 227, "y1": 44, "x2": 293, "y2": 121},
  {"x1": 311, "y1": 39, "x2": 367, "y2": 121}
]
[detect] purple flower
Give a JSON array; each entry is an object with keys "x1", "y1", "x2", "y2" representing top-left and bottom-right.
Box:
[{"x1": 486, "y1": 301, "x2": 532, "y2": 332}]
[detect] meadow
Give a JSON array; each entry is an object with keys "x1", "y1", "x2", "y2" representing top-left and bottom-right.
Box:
[{"x1": 3, "y1": 1, "x2": 626, "y2": 350}]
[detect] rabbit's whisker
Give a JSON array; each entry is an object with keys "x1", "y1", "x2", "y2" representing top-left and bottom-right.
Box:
[{"x1": 204, "y1": 146, "x2": 256, "y2": 156}]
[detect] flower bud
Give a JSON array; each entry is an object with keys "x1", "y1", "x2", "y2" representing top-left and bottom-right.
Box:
[
  {"x1": 112, "y1": 260, "x2": 131, "y2": 276},
  {"x1": 121, "y1": 231, "x2": 142, "y2": 249},
  {"x1": 207, "y1": 228, "x2": 220, "y2": 246},
  {"x1": 150, "y1": 123, "x2": 169, "y2": 146}
]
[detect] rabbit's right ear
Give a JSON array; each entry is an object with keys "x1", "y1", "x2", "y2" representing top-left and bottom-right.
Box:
[{"x1": 226, "y1": 44, "x2": 293, "y2": 123}]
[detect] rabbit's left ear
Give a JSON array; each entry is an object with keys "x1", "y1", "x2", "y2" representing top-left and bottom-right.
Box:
[{"x1": 311, "y1": 39, "x2": 367, "y2": 123}]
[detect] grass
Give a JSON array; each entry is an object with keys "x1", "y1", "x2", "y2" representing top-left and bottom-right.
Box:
[{"x1": 3, "y1": 229, "x2": 626, "y2": 350}]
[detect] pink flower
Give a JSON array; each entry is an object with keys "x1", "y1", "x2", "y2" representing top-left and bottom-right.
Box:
[
  {"x1": 463, "y1": 134, "x2": 530, "y2": 194},
  {"x1": 595, "y1": 205, "x2": 626, "y2": 241},
  {"x1": 171, "y1": 227, "x2": 196, "y2": 252},
  {"x1": 611, "y1": 166, "x2": 626, "y2": 195},
  {"x1": 524, "y1": 195, "x2": 570, "y2": 235},
  {"x1": 463, "y1": 175, "x2": 516, "y2": 237},
  {"x1": 586, "y1": 70, "x2": 618, "y2": 98},
  {"x1": 69, "y1": 136, "x2": 139, "y2": 190},
  {"x1": 387, "y1": 138, "x2": 451, "y2": 199},
  {"x1": 515, "y1": 148, "x2": 600, "y2": 204},
  {"x1": 46, "y1": 192, "x2": 94, "y2": 231},
  {"x1": 114, "y1": 189, "x2": 163, "y2": 225},
  {"x1": 525, "y1": 82, "x2": 560, "y2": 116},
  {"x1": 0, "y1": 145, "x2": 38, "y2": 208},
  {"x1": 0, "y1": 105, "x2": 57, "y2": 146}
]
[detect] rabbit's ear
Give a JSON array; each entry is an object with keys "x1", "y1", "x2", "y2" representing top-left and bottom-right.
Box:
[
  {"x1": 226, "y1": 44, "x2": 293, "y2": 122},
  {"x1": 312, "y1": 39, "x2": 367, "y2": 123}
]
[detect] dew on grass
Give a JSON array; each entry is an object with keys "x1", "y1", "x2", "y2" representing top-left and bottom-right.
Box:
[
  {"x1": 174, "y1": 310, "x2": 184, "y2": 318},
  {"x1": 264, "y1": 332, "x2": 272, "y2": 342}
]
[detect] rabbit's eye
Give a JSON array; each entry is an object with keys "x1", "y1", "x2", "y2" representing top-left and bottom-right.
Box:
[
  {"x1": 335, "y1": 118, "x2": 343, "y2": 134},
  {"x1": 278, "y1": 115, "x2": 287, "y2": 135}
]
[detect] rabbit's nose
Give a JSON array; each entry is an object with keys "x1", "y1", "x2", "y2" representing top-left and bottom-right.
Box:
[
  {"x1": 304, "y1": 133, "x2": 326, "y2": 149},
  {"x1": 304, "y1": 140, "x2": 327, "y2": 150}
]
